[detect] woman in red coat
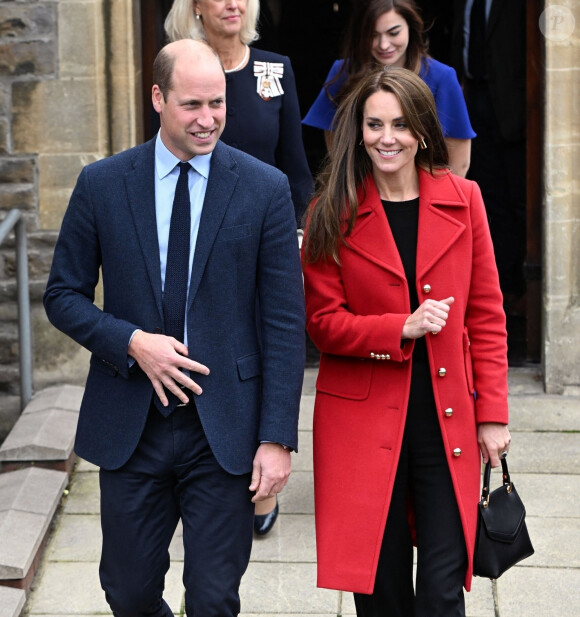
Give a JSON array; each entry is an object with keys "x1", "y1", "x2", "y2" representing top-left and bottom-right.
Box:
[{"x1": 301, "y1": 66, "x2": 511, "y2": 617}]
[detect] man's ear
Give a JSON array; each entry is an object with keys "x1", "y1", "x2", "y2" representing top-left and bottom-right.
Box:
[{"x1": 152, "y1": 84, "x2": 164, "y2": 114}]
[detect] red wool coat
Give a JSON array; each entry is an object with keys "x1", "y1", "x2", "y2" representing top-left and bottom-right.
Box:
[{"x1": 302, "y1": 169, "x2": 509, "y2": 594}]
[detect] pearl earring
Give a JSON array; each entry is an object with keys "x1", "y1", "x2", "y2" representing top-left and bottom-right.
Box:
[{"x1": 195, "y1": 12, "x2": 201, "y2": 20}]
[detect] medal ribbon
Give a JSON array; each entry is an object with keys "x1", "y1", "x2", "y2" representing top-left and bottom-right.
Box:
[{"x1": 254, "y1": 61, "x2": 285, "y2": 97}]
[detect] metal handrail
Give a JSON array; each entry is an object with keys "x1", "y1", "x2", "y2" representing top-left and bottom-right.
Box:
[{"x1": 0, "y1": 209, "x2": 32, "y2": 409}]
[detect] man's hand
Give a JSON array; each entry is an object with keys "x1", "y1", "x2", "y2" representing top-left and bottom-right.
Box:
[
  {"x1": 128, "y1": 330, "x2": 209, "y2": 406},
  {"x1": 249, "y1": 443, "x2": 291, "y2": 503}
]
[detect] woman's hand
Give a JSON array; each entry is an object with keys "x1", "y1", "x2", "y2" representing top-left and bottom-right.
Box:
[
  {"x1": 477, "y1": 423, "x2": 511, "y2": 467},
  {"x1": 402, "y1": 296, "x2": 454, "y2": 339}
]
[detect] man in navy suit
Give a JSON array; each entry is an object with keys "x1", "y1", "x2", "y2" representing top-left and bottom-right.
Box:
[{"x1": 44, "y1": 39, "x2": 305, "y2": 617}]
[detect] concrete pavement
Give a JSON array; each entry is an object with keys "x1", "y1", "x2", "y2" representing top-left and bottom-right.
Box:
[{"x1": 19, "y1": 367, "x2": 580, "y2": 617}]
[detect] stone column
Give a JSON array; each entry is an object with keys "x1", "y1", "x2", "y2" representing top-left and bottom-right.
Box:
[{"x1": 543, "y1": 2, "x2": 580, "y2": 394}]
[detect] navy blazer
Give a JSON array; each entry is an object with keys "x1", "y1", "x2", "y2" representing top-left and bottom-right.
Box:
[{"x1": 44, "y1": 138, "x2": 306, "y2": 473}]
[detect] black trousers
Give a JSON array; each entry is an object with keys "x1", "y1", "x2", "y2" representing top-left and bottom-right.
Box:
[
  {"x1": 99, "y1": 402, "x2": 254, "y2": 617},
  {"x1": 354, "y1": 364, "x2": 467, "y2": 617}
]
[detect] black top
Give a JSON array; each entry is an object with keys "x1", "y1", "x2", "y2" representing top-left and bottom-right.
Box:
[{"x1": 382, "y1": 198, "x2": 428, "y2": 365}]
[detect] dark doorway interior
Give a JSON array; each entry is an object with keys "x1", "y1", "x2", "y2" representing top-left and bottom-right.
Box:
[
  {"x1": 140, "y1": 0, "x2": 173, "y2": 141},
  {"x1": 139, "y1": 0, "x2": 542, "y2": 366}
]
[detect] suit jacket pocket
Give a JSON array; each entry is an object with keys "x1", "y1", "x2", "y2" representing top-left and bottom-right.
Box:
[
  {"x1": 237, "y1": 352, "x2": 262, "y2": 381},
  {"x1": 316, "y1": 354, "x2": 372, "y2": 400},
  {"x1": 216, "y1": 224, "x2": 252, "y2": 243}
]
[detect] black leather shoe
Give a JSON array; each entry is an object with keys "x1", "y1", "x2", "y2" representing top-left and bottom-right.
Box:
[{"x1": 253, "y1": 499, "x2": 279, "y2": 535}]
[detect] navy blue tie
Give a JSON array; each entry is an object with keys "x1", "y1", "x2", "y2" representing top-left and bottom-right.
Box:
[{"x1": 156, "y1": 161, "x2": 191, "y2": 416}]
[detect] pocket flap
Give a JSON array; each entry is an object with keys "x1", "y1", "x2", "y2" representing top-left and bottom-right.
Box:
[
  {"x1": 316, "y1": 354, "x2": 372, "y2": 400},
  {"x1": 237, "y1": 353, "x2": 261, "y2": 380},
  {"x1": 216, "y1": 224, "x2": 252, "y2": 243}
]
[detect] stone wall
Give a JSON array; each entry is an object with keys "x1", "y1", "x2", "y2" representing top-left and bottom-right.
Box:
[
  {"x1": 543, "y1": 1, "x2": 580, "y2": 394},
  {"x1": 0, "y1": 0, "x2": 141, "y2": 439},
  {"x1": 0, "y1": 1, "x2": 58, "y2": 437}
]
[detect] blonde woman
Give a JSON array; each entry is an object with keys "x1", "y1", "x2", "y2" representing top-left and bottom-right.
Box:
[{"x1": 165, "y1": 0, "x2": 313, "y2": 227}]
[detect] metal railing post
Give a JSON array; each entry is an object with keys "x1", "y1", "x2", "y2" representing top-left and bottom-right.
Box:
[
  {"x1": 0, "y1": 209, "x2": 33, "y2": 410},
  {"x1": 16, "y1": 216, "x2": 32, "y2": 407}
]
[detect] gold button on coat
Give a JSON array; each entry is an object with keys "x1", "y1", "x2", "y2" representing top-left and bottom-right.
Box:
[
  {"x1": 438, "y1": 368, "x2": 447, "y2": 377},
  {"x1": 453, "y1": 448, "x2": 462, "y2": 457},
  {"x1": 444, "y1": 408, "x2": 453, "y2": 417},
  {"x1": 423, "y1": 284, "x2": 431, "y2": 294}
]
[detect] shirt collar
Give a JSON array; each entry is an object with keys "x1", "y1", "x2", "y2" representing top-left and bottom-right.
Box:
[{"x1": 155, "y1": 132, "x2": 212, "y2": 180}]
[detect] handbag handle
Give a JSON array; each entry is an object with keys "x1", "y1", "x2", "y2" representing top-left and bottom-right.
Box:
[{"x1": 481, "y1": 457, "x2": 512, "y2": 508}]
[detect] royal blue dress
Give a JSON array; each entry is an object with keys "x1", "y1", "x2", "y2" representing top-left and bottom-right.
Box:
[
  {"x1": 303, "y1": 57, "x2": 476, "y2": 139},
  {"x1": 221, "y1": 47, "x2": 313, "y2": 223}
]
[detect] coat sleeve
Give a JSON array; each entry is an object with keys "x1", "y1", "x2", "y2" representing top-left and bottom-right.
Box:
[
  {"x1": 43, "y1": 167, "x2": 139, "y2": 379},
  {"x1": 463, "y1": 179, "x2": 509, "y2": 424},
  {"x1": 302, "y1": 241, "x2": 414, "y2": 363}
]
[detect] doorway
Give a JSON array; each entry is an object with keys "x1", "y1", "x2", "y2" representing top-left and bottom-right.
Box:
[{"x1": 139, "y1": 0, "x2": 542, "y2": 365}]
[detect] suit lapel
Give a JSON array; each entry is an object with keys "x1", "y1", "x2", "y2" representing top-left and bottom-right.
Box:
[
  {"x1": 416, "y1": 169, "x2": 467, "y2": 280},
  {"x1": 187, "y1": 141, "x2": 238, "y2": 310},
  {"x1": 486, "y1": 0, "x2": 502, "y2": 39},
  {"x1": 125, "y1": 138, "x2": 164, "y2": 319}
]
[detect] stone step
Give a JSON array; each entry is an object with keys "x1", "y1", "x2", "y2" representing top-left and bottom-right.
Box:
[
  {"x1": 0, "y1": 385, "x2": 83, "y2": 474},
  {"x1": 0, "y1": 586, "x2": 26, "y2": 617},
  {"x1": 0, "y1": 467, "x2": 68, "y2": 587}
]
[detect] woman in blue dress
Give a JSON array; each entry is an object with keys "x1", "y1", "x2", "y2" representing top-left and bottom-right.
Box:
[
  {"x1": 303, "y1": 0, "x2": 475, "y2": 178},
  {"x1": 165, "y1": 0, "x2": 311, "y2": 535},
  {"x1": 165, "y1": 0, "x2": 313, "y2": 226}
]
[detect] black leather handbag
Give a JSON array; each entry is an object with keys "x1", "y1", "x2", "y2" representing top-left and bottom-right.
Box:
[{"x1": 473, "y1": 457, "x2": 534, "y2": 579}]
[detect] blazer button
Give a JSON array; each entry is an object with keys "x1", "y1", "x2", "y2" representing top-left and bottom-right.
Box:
[
  {"x1": 438, "y1": 368, "x2": 447, "y2": 377},
  {"x1": 444, "y1": 407, "x2": 453, "y2": 417},
  {"x1": 453, "y1": 448, "x2": 462, "y2": 457},
  {"x1": 423, "y1": 284, "x2": 431, "y2": 294}
]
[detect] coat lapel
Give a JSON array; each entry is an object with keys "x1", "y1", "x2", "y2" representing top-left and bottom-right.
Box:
[
  {"x1": 346, "y1": 178, "x2": 406, "y2": 280},
  {"x1": 125, "y1": 138, "x2": 164, "y2": 320},
  {"x1": 187, "y1": 141, "x2": 239, "y2": 310},
  {"x1": 347, "y1": 171, "x2": 468, "y2": 281},
  {"x1": 416, "y1": 169, "x2": 467, "y2": 280}
]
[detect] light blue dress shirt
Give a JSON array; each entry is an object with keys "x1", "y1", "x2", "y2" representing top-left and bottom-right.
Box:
[
  {"x1": 128, "y1": 134, "x2": 212, "y2": 362},
  {"x1": 154, "y1": 133, "x2": 212, "y2": 347}
]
